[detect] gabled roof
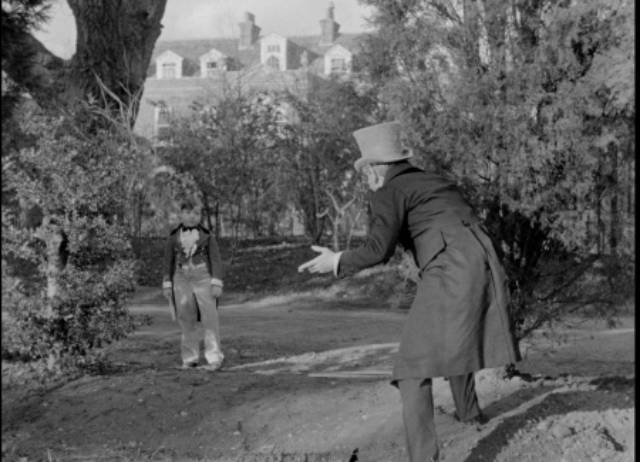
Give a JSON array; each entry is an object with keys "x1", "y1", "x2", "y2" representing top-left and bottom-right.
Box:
[
  {"x1": 156, "y1": 50, "x2": 184, "y2": 62},
  {"x1": 152, "y1": 38, "x2": 260, "y2": 68},
  {"x1": 149, "y1": 32, "x2": 368, "y2": 77},
  {"x1": 261, "y1": 32, "x2": 287, "y2": 42},
  {"x1": 287, "y1": 33, "x2": 366, "y2": 55},
  {"x1": 324, "y1": 43, "x2": 352, "y2": 55}
]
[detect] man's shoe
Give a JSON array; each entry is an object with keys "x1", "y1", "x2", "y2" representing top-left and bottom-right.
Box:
[
  {"x1": 199, "y1": 360, "x2": 223, "y2": 371},
  {"x1": 454, "y1": 412, "x2": 489, "y2": 425}
]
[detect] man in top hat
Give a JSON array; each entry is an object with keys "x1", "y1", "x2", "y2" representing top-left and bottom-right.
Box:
[{"x1": 298, "y1": 121, "x2": 519, "y2": 462}]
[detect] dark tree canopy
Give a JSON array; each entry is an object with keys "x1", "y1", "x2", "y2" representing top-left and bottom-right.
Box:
[{"x1": 2, "y1": 0, "x2": 167, "y2": 125}]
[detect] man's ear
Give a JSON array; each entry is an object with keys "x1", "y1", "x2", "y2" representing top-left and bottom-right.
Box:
[{"x1": 370, "y1": 165, "x2": 385, "y2": 190}]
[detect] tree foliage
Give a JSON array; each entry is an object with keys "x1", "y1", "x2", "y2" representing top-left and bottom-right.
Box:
[
  {"x1": 158, "y1": 88, "x2": 290, "y2": 240},
  {"x1": 2, "y1": 111, "x2": 147, "y2": 365},
  {"x1": 359, "y1": 0, "x2": 635, "y2": 340},
  {"x1": 280, "y1": 79, "x2": 380, "y2": 244},
  {"x1": 2, "y1": 1, "x2": 168, "y2": 372},
  {"x1": 156, "y1": 79, "x2": 380, "y2": 248}
]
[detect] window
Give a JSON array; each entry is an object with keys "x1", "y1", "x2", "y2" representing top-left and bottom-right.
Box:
[
  {"x1": 161, "y1": 62, "x2": 177, "y2": 79},
  {"x1": 267, "y1": 44, "x2": 280, "y2": 53},
  {"x1": 266, "y1": 56, "x2": 280, "y2": 69},
  {"x1": 206, "y1": 61, "x2": 217, "y2": 77},
  {"x1": 330, "y1": 58, "x2": 347, "y2": 73}
]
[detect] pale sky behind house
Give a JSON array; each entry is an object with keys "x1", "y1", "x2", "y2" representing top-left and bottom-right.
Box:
[{"x1": 35, "y1": 0, "x2": 377, "y2": 59}]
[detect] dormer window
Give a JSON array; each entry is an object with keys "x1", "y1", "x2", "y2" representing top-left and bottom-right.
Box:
[
  {"x1": 323, "y1": 44, "x2": 352, "y2": 76},
  {"x1": 161, "y1": 63, "x2": 177, "y2": 79},
  {"x1": 206, "y1": 61, "x2": 218, "y2": 76},
  {"x1": 330, "y1": 58, "x2": 347, "y2": 73},
  {"x1": 155, "y1": 50, "x2": 183, "y2": 79},
  {"x1": 199, "y1": 48, "x2": 229, "y2": 78}
]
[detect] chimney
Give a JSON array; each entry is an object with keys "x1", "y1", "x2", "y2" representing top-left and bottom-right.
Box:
[
  {"x1": 319, "y1": 2, "x2": 340, "y2": 45},
  {"x1": 239, "y1": 12, "x2": 260, "y2": 49}
]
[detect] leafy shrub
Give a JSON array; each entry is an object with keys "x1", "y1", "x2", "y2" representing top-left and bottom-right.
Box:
[
  {"x1": 480, "y1": 198, "x2": 634, "y2": 341},
  {"x1": 2, "y1": 112, "x2": 146, "y2": 367}
]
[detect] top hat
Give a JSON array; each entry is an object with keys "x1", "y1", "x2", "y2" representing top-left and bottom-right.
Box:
[{"x1": 352, "y1": 121, "x2": 412, "y2": 171}]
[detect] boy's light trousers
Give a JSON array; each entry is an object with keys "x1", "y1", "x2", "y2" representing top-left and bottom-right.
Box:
[{"x1": 172, "y1": 263, "x2": 223, "y2": 366}]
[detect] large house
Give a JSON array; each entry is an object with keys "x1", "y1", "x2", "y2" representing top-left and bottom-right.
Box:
[{"x1": 134, "y1": 4, "x2": 366, "y2": 141}]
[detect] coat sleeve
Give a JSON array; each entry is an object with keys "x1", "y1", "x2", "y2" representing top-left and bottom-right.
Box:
[
  {"x1": 207, "y1": 233, "x2": 224, "y2": 285},
  {"x1": 337, "y1": 185, "x2": 405, "y2": 277},
  {"x1": 162, "y1": 235, "x2": 176, "y2": 287}
]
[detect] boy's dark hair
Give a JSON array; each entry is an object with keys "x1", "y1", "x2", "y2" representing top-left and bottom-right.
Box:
[{"x1": 179, "y1": 198, "x2": 202, "y2": 211}]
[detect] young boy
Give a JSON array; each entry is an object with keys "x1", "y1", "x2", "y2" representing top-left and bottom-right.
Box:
[{"x1": 162, "y1": 198, "x2": 225, "y2": 370}]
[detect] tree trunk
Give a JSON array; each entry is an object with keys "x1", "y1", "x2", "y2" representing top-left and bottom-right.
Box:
[
  {"x1": 34, "y1": 218, "x2": 64, "y2": 317},
  {"x1": 483, "y1": 0, "x2": 508, "y2": 73},
  {"x1": 332, "y1": 219, "x2": 340, "y2": 251},
  {"x1": 214, "y1": 202, "x2": 221, "y2": 238},
  {"x1": 346, "y1": 207, "x2": 364, "y2": 250},
  {"x1": 627, "y1": 160, "x2": 633, "y2": 217},
  {"x1": 462, "y1": 0, "x2": 483, "y2": 69},
  {"x1": 4, "y1": 0, "x2": 167, "y2": 126},
  {"x1": 608, "y1": 143, "x2": 619, "y2": 255},
  {"x1": 201, "y1": 191, "x2": 214, "y2": 231},
  {"x1": 595, "y1": 158, "x2": 605, "y2": 255}
]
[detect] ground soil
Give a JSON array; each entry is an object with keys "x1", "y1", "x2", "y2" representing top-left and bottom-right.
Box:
[{"x1": 1, "y1": 287, "x2": 635, "y2": 462}]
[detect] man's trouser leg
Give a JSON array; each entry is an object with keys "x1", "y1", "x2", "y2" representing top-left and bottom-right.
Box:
[
  {"x1": 397, "y1": 378, "x2": 439, "y2": 462},
  {"x1": 448, "y1": 372, "x2": 481, "y2": 422},
  {"x1": 193, "y1": 283, "x2": 224, "y2": 366}
]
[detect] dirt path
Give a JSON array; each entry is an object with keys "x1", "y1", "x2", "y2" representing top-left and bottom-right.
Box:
[{"x1": 1, "y1": 289, "x2": 635, "y2": 461}]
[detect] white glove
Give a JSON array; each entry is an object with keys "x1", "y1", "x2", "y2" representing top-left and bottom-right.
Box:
[{"x1": 297, "y1": 245, "x2": 341, "y2": 275}]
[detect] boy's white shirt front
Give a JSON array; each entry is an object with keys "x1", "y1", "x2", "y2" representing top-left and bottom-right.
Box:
[
  {"x1": 162, "y1": 228, "x2": 224, "y2": 288},
  {"x1": 179, "y1": 228, "x2": 199, "y2": 258}
]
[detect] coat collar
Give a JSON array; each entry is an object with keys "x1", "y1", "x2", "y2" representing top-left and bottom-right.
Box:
[{"x1": 383, "y1": 161, "x2": 419, "y2": 185}]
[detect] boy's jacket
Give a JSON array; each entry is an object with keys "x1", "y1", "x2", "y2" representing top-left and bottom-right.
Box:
[{"x1": 163, "y1": 224, "x2": 223, "y2": 283}]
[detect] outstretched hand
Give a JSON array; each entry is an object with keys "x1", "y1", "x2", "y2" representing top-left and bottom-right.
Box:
[{"x1": 297, "y1": 245, "x2": 338, "y2": 274}]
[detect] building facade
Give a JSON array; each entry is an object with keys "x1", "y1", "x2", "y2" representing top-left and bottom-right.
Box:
[{"x1": 133, "y1": 4, "x2": 365, "y2": 141}]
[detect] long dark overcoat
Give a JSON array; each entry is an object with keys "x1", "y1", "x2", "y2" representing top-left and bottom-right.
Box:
[{"x1": 338, "y1": 162, "x2": 520, "y2": 381}]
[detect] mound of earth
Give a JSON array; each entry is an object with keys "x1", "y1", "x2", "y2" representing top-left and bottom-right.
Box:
[{"x1": 495, "y1": 408, "x2": 634, "y2": 462}]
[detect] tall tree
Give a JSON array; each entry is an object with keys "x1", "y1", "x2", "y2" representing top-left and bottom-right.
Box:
[
  {"x1": 2, "y1": 0, "x2": 167, "y2": 125},
  {"x1": 2, "y1": 0, "x2": 169, "y2": 368}
]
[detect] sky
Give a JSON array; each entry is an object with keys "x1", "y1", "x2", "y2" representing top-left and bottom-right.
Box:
[{"x1": 34, "y1": 0, "x2": 376, "y2": 59}]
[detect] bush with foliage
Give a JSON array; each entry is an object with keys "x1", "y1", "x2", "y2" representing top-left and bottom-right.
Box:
[
  {"x1": 358, "y1": 0, "x2": 634, "y2": 342},
  {"x1": 2, "y1": 111, "x2": 144, "y2": 367}
]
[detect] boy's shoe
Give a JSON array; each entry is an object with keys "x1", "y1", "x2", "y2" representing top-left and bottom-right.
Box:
[
  {"x1": 199, "y1": 359, "x2": 223, "y2": 371},
  {"x1": 180, "y1": 361, "x2": 199, "y2": 369}
]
